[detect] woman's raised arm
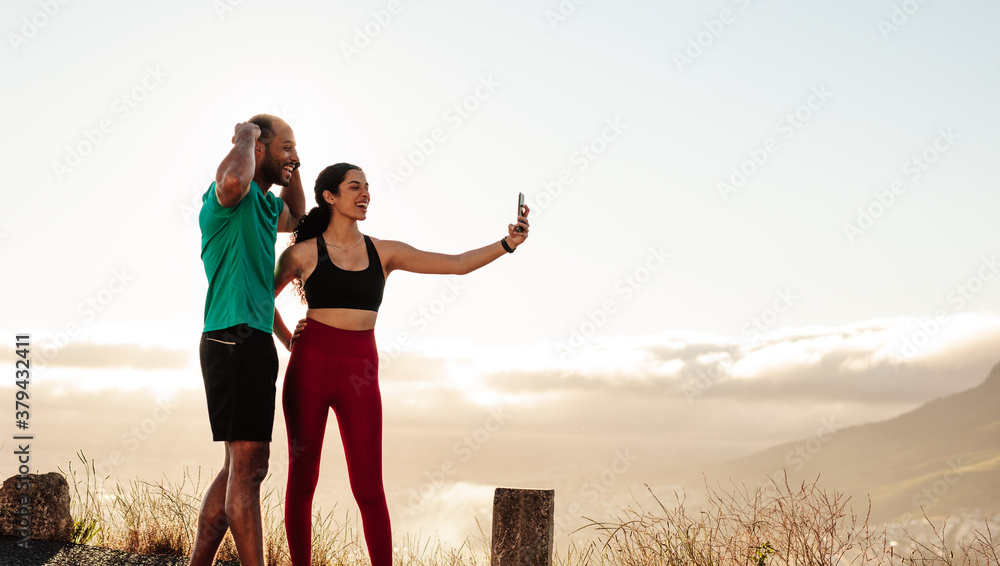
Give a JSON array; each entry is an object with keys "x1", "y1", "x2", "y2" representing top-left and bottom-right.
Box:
[{"x1": 382, "y1": 206, "x2": 529, "y2": 276}]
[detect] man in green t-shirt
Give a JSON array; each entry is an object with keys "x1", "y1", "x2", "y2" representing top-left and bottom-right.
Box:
[{"x1": 192, "y1": 115, "x2": 305, "y2": 566}]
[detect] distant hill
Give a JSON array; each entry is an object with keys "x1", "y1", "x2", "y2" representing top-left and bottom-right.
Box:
[{"x1": 678, "y1": 362, "x2": 1000, "y2": 522}]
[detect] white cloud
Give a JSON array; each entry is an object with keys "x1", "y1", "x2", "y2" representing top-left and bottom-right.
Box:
[
  {"x1": 373, "y1": 312, "x2": 1000, "y2": 446},
  {"x1": 12, "y1": 313, "x2": 1000, "y2": 458}
]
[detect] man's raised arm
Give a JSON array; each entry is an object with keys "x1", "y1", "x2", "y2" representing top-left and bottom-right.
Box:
[
  {"x1": 278, "y1": 167, "x2": 306, "y2": 232},
  {"x1": 214, "y1": 122, "x2": 260, "y2": 208}
]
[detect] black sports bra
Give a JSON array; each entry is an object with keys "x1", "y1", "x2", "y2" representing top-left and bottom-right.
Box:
[{"x1": 303, "y1": 235, "x2": 385, "y2": 312}]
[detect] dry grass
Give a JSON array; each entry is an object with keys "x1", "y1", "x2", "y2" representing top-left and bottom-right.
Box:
[
  {"x1": 60, "y1": 451, "x2": 241, "y2": 560},
  {"x1": 561, "y1": 473, "x2": 998, "y2": 566},
  {"x1": 565, "y1": 475, "x2": 885, "y2": 565},
  {"x1": 59, "y1": 451, "x2": 492, "y2": 565},
  {"x1": 60, "y1": 452, "x2": 998, "y2": 566}
]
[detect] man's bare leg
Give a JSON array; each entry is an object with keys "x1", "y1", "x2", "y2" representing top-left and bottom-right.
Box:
[
  {"x1": 190, "y1": 447, "x2": 232, "y2": 566},
  {"x1": 226, "y1": 440, "x2": 270, "y2": 566}
]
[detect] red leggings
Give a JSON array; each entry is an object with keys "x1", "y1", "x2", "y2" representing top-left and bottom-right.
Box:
[{"x1": 282, "y1": 320, "x2": 391, "y2": 566}]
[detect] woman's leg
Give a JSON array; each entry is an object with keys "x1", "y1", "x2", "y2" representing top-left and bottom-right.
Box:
[
  {"x1": 283, "y1": 348, "x2": 337, "y2": 566},
  {"x1": 332, "y1": 355, "x2": 392, "y2": 566}
]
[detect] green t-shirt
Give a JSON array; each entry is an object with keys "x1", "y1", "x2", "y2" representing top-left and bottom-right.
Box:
[{"x1": 199, "y1": 181, "x2": 284, "y2": 333}]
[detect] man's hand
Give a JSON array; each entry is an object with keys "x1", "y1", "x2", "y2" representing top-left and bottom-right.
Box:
[
  {"x1": 232, "y1": 122, "x2": 261, "y2": 145},
  {"x1": 288, "y1": 318, "x2": 308, "y2": 349}
]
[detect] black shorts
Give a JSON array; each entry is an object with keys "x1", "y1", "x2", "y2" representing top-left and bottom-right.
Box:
[{"x1": 199, "y1": 324, "x2": 279, "y2": 442}]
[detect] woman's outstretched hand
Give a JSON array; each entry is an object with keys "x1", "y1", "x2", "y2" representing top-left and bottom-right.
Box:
[{"x1": 506, "y1": 204, "x2": 530, "y2": 249}]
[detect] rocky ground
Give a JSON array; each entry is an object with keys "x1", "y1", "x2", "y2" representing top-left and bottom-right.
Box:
[{"x1": 0, "y1": 536, "x2": 239, "y2": 566}]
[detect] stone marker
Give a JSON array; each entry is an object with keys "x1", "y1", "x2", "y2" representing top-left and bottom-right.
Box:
[
  {"x1": 490, "y1": 487, "x2": 554, "y2": 566},
  {"x1": 0, "y1": 472, "x2": 73, "y2": 541}
]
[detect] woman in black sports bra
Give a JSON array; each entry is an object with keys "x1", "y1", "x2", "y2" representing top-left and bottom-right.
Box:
[{"x1": 272, "y1": 163, "x2": 529, "y2": 566}]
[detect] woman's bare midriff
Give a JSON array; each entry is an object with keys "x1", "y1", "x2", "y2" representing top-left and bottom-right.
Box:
[{"x1": 306, "y1": 308, "x2": 378, "y2": 331}]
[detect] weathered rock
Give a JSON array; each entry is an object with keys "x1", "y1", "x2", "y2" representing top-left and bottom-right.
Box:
[
  {"x1": 490, "y1": 487, "x2": 554, "y2": 566},
  {"x1": 0, "y1": 473, "x2": 73, "y2": 541}
]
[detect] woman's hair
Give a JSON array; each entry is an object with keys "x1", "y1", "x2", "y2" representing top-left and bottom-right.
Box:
[
  {"x1": 291, "y1": 163, "x2": 363, "y2": 245},
  {"x1": 290, "y1": 163, "x2": 363, "y2": 301}
]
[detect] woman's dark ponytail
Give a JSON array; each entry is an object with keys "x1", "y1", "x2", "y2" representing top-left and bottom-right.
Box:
[{"x1": 291, "y1": 206, "x2": 330, "y2": 245}]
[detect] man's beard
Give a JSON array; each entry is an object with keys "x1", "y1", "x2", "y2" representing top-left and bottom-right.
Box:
[{"x1": 262, "y1": 149, "x2": 290, "y2": 187}]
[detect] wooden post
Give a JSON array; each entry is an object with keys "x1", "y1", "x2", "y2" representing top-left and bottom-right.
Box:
[{"x1": 490, "y1": 487, "x2": 555, "y2": 566}]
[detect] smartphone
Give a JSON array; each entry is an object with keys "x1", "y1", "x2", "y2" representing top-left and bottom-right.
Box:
[{"x1": 516, "y1": 193, "x2": 525, "y2": 232}]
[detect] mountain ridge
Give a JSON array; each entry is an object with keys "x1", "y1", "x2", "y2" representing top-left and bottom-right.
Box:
[{"x1": 680, "y1": 361, "x2": 1000, "y2": 522}]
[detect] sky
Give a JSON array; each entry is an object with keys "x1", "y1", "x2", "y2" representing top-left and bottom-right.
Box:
[{"x1": 2, "y1": 0, "x2": 1000, "y2": 547}]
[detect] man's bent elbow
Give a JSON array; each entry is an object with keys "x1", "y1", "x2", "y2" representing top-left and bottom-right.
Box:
[{"x1": 215, "y1": 172, "x2": 247, "y2": 208}]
